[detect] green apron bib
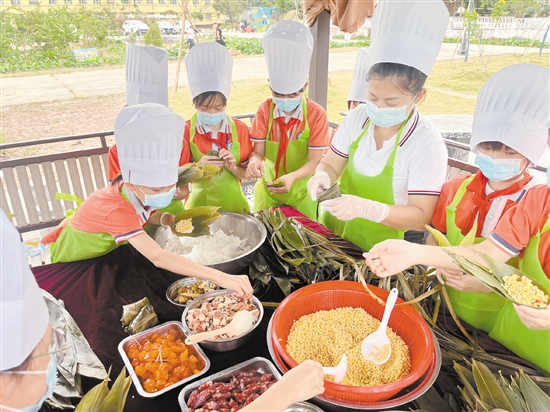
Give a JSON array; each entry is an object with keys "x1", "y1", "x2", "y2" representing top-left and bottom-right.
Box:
[
  {"x1": 489, "y1": 216, "x2": 550, "y2": 372},
  {"x1": 444, "y1": 176, "x2": 507, "y2": 332},
  {"x1": 185, "y1": 114, "x2": 250, "y2": 213},
  {"x1": 253, "y1": 99, "x2": 316, "y2": 219},
  {"x1": 50, "y1": 189, "x2": 135, "y2": 263},
  {"x1": 319, "y1": 118, "x2": 407, "y2": 251}
]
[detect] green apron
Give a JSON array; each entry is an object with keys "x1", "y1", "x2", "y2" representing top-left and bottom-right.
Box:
[
  {"x1": 489, "y1": 216, "x2": 550, "y2": 372},
  {"x1": 50, "y1": 189, "x2": 136, "y2": 263},
  {"x1": 319, "y1": 118, "x2": 406, "y2": 251},
  {"x1": 444, "y1": 176, "x2": 507, "y2": 332},
  {"x1": 185, "y1": 114, "x2": 250, "y2": 213},
  {"x1": 253, "y1": 99, "x2": 316, "y2": 219}
]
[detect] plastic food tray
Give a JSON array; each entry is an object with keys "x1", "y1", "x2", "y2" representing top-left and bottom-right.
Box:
[
  {"x1": 118, "y1": 321, "x2": 211, "y2": 398},
  {"x1": 267, "y1": 316, "x2": 442, "y2": 411}
]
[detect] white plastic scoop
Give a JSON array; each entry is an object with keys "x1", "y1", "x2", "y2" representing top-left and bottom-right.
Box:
[
  {"x1": 322, "y1": 354, "x2": 348, "y2": 383},
  {"x1": 185, "y1": 311, "x2": 255, "y2": 345},
  {"x1": 361, "y1": 288, "x2": 399, "y2": 365}
]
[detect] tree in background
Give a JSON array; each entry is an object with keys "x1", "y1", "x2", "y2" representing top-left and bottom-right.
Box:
[
  {"x1": 191, "y1": 10, "x2": 205, "y2": 23},
  {"x1": 144, "y1": 20, "x2": 163, "y2": 47},
  {"x1": 480, "y1": 0, "x2": 546, "y2": 17},
  {"x1": 213, "y1": 0, "x2": 246, "y2": 24}
]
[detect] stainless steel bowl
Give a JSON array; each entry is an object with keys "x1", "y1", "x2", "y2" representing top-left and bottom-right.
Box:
[
  {"x1": 166, "y1": 277, "x2": 219, "y2": 307},
  {"x1": 181, "y1": 289, "x2": 264, "y2": 352},
  {"x1": 153, "y1": 212, "x2": 267, "y2": 274}
]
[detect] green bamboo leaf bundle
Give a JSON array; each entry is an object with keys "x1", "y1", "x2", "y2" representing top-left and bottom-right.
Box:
[
  {"x1": 120, "y1": 297, "x2": 158, "y2": 335},
  {"x1": 472, "y1": 359, "x2": 514, "y2": 410},
  {"x1": 177, "y1": 163, "x2": 221, "y2": 187},
  {"x1": 444, "y1": 250, "x2": 549, "y2": 308},
  {"x1": 75, "y1": 367, "x2": 131, "y2": 412},
  {"x1": 173, "y1": 206, "x2": 221, "y2": 237}
]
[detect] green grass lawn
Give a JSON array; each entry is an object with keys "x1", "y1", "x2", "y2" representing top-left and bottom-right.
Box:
[{"x1": 169, "y1": 53, "x2": 550, "y2": 124}]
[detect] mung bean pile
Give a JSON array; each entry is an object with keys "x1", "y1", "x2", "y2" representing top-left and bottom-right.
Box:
[{"x1": 286, "y1": 307, "x2": 411, "y2": 386}]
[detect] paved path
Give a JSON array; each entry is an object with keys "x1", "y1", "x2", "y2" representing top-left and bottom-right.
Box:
[{"x1": 1, "y1": 43, "x2": 547, "y2": 106}]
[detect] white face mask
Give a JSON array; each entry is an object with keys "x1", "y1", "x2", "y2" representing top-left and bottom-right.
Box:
[
  {"x1": 365, "y1": 94, "x2": 417, "y2": 128},
  {"x1": 0, "y1": 356, "x2": 57, "y2": 412}
]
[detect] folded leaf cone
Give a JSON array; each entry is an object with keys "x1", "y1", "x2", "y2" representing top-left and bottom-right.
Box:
[{"x1": 173, "y1": 206, "x2": 221, "y2": 237}]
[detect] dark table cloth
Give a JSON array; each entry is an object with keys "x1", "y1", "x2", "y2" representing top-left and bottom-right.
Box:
[{"x1": 32, "y1": 207, "x2": 521, "y2": 412}]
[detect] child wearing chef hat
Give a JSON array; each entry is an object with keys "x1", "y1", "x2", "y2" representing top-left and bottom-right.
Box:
[
  {"x1": 364, "y1": 68, "x2": 550, "y2": 373},
  {"x1": 347, "y1": 48, "x2": 370, "y2": 111},
  {"x1": 0, "y1": 211, "x2": 58, "y2": 411},
  {"x1": 246, "y1": 20, "x2": 329, "y2": 220},
  {"x1": 42, "y1": 104, "x2": 252, "y2": 298},
  {"x1": 108, "y1": 44, "x2": 191, "y2": 221},
  {"x1": 427, "y1": 64, "x2": 549, "y2": 333},
  {"x1": 183, "y1": 42, "x2": 252, "y2": 213},
  {"x1": 308, "y1": 0, "x2": 449, "y2": 252}
]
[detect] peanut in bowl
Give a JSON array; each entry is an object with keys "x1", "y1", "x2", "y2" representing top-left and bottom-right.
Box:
[{"x1": 166, "y1": 277, "x2": 219, "y2": 307}]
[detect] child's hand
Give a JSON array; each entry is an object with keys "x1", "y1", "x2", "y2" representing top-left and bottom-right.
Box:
[
  {"x1": 198, "y1": 155, "x2": 224, "y2": 167},
  {"x1": 279, "y1": 360, "x2": 325, "y2": 403},
  {"x1": 246, "y1": 156, "x2": 264, "y2": 179},
  {"x1": 219, "y1": 148, "x2": 237, "y2": 170},
  {"x1": 268, "y1": 174, "x2": 294, "y2": 194},
  {"x1": 174, "y1": 184, "x2": 191, "y2": 200}
]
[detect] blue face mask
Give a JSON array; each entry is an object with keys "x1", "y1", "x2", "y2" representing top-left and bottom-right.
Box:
[
  {"x1": 474, "y1": 152, "x2": 524, "y2": 182},
  {"x1": 197, "y1": 111, "x2": 226, "y2": 126},
  {"x1": 365, "y1": 95, "x2": 416, "y2": 128},
  {"x1": 137, "y1": 185, "x2": 176, "y2": 209},
  {"x1": 273, "y1": 96, "x2": 301, "y2": 113},
  {"x1": 546, "y1": 163, "x2": 550, "y2": 188},
  {"x1": 0, "y1": 355, "x2": 57, "y2": 412}
]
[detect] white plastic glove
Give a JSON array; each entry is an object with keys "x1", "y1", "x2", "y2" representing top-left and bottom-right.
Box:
[
  {"x1": 320, "y1": 194, "x2": 390, "y2": 223},
  {"x1": 307, "y1": 171, "x2": 331, "y2": 200}
]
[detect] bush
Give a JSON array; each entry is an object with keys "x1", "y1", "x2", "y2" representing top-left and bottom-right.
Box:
[
  {"x1": 225, "y1": 37, "x2": 263, "y2": 55},
  {"x1": 144, "y1": 20, "x2": 163, "y2": 48}
]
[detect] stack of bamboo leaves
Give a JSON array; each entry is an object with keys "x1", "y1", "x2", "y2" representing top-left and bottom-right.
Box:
[
  {"x1": 251, "y1": 208, "x2": 367, "y2": 296},
  {"x1": 75, "y1": 367, "x2": 131, "y2": 412}
]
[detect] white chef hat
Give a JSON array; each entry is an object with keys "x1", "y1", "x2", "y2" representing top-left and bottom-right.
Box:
[
  {"x1": 114, "y1": 103, "x2": 184, "y2": 187},
  {"x1": 261, "y1": 20, "x2": 314, "y2": 95},
  {"x1": 1, "y1": 211, "x2": 50, "y2": 371},
  {"x1": 369, "y1": 0, "x2": 449, "y2": 76},
  {"x1": 126, "y1": 44, "x2": 169, "y2": 107},
  {"x1": 347, "y1": 48, "x2": 370, "y2": 103},
  {"x1": 185, "y1": 42, "x2": 233, "y2": 100},
  {"x1": 471, "y1": 64, "x2": 550, "y2": 165}
]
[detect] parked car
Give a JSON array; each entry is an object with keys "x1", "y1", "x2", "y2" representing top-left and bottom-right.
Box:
[
  {"x1": 157, "y1": 20, "x2": 175, "y2": 35},
  {"x1": 173, "y1": 21, "x2": 183, "y2": 34},
  {"x1": 122, "y1": 20, "x2": 149, "y2": 36}
]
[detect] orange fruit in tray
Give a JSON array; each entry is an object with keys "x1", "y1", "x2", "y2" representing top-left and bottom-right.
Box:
[{"x1": 125, "y1": 328, "x2": 205, "y2": 393}]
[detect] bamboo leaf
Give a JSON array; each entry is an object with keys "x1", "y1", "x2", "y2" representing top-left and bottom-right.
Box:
[
  {"x1": 501, "y1": 383, "x2": 527, "y2": 412},
  {"x1": 413, "y1": 386, "x2": 454, "y2": 412},
  {"x1": 454, "y1": 361, "x2": 479, "y2": 401},
  {"x1": 519, "y1": 369, "x2": 550, "y2": 412},
  {"x1": 425, "y1": 224, "x2": 452, "y2": 247},
  {"x1": 473, "y1": 359, "x2": 515, "y2": 411},
  {"x1": 474, "y1": 396, "x2": 495, "y2": 411},
  {"x1": 97, "y1": 367, "x2": 132, "y2": 412},
  {"x1": 75, "y1": 366, "x2": 112, "y2": 412}
]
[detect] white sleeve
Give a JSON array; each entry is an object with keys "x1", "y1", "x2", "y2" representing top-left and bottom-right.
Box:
[
  {"x1": 407, "y1": 128, "x2": 448, "y2": 196},
  {"x1": 330, "y1": 106, "x2": 368, "y2": 158}
]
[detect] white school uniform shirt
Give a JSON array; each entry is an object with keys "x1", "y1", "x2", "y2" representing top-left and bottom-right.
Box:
[{"x1": 330, "y1": 104, "x2": 448, "y2": 206}]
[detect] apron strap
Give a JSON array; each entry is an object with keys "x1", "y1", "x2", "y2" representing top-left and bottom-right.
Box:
[{"x1": 56, "y1": 192, "x2": 83, "y2": 217}]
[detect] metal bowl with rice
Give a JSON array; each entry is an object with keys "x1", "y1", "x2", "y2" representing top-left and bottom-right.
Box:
[{"x1": 153, "y1": 212, "x2": 267, "y2": 274}]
